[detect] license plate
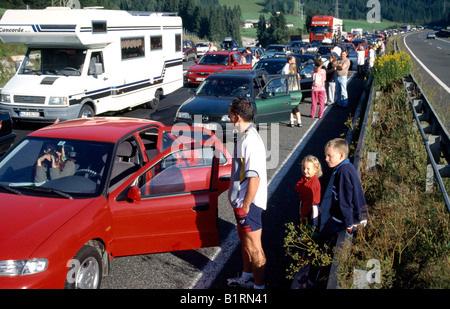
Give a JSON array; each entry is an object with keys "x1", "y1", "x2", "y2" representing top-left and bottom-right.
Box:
[
  {"x1": 195, "y1": 77, "x2": 205, "y2": 82},
  {"x1": 19, "y1": 111, "x2": 40, "y2": 117},
  {"x1": 193, "y1": 123, "x2": 217, "y2": 130}
]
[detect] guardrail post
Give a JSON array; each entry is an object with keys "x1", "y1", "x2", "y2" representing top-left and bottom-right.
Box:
[{"x1": 427, "y1": 135, "x2": 441, "y2": 192}]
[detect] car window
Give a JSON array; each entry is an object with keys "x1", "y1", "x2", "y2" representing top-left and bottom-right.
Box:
[
  {"x1": 138, "y1": 145, "x2": 217, "y2": 197},
  {"x1": 253, "y1": 61, "x2": 285, "y2": 74},
  {"x1": 198, "y1": 54, "x2": 229, "y2": 65},
  {"x1": 263, "y1": 77, "x2": 288, "y2": 96},
  {"x1": 109, "y1": 136, "x2": 143, "y2": 192},
  {"x1": 196, "y1": 77, "x2": 252, "y2": 98},
  {"x1": 0, "y1": 137, "x2": 112, "y2": 197},
  {"x1": 139, "y1": 128, "x2": 159, "y2": 160}
]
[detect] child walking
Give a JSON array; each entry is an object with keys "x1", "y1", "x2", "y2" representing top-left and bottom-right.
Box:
[
  {"x1": 311, "y1": 58, "x2": 326, "y2": 119},
  {"x1": 295, "y1": 155, "x2": 322, "y2": 229}
]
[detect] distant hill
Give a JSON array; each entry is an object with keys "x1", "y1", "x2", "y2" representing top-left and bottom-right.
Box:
[{"x1": 218, "y1": 0, "x2": 449, "y2": 25}]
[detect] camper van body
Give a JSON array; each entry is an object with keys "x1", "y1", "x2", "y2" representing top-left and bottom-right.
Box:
[{"x1": 0, "y1": 8, "x2": 183, "y2": 122}]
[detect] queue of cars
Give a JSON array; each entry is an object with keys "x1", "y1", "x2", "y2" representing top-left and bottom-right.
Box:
[{"x1": 0, "y1": 34, "x2": 374, "y2": 289}]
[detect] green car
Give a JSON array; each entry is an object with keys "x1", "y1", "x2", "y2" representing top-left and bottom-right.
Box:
[{"x1": 174, "y1": 69, "x2": 302, "y2": 134}]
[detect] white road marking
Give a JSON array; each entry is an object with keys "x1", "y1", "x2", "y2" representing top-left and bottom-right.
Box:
[{"x1": 403, "y1": 33, "x2": 450, "y2": 93}]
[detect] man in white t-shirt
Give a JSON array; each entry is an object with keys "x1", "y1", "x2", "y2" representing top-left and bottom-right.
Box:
[
  {"x1": 332, "y1": 43, "x2": 342, "y2": 57},
  {"x1": 282, "y1": 55, "x2": 296, "y2": 74},
  {"x1": 227, "y1": 98, "x2": 267, "y2": 289}
]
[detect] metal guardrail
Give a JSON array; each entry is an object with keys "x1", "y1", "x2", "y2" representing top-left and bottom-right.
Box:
[
  {"x1": 403, "y1": 75, "x2": 450, "y2": 211},
  {"x1": 396, "y1": 30, "x2": 450, "y2": 211}
]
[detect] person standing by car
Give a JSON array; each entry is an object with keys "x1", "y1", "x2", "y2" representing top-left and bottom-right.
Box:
[
  {"x1": 311, "y1": 58, "x2": 326, "y2": 118},
  {"x1": 333, "y1": 50, "x2": 350, "y2": 108},
  {"x1": 227, "y1": 98, "x2": 268, "y2": 289},
  {"x1": 356, "y1": 45, "x2": 365, "y2": 79},
  {"x1": 325, "y1": 54, "x2": 337, "y2": 106},
  {"x1": 368, "y1": 45, "x2": 376, "y2": 70},
  {"x1": 208, "y1": 42, "x2": 217, "y2": 52},
  {"x1": 240, "y1": 47, "x2": 256, "y2": 66},
  {"x1": 282, "y1": 55, "x2": 296, "y2": 74},
  {"x1": 288, "y1": 63, "x2": 302, "y2": 127}
]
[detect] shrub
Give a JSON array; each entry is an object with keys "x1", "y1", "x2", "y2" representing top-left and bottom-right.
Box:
[
  {"x1": 337, "y1": 84, "x2": 450, "y2": 289},
  {"x1": 372, "y1": 51, "x2": 412, "y2": 91}
]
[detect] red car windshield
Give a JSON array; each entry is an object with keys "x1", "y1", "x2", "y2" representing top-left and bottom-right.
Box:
[
  {"x1": 197, "y1": 54, "x2": 229, "y2": 65},
  {"x1": 0, "y1": 137, "x2": 113, "y2": 198}
]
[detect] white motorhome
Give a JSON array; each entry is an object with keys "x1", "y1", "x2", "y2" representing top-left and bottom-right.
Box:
[{"x1": 0, "y1": 7, "x2": 183, "y2": 121}]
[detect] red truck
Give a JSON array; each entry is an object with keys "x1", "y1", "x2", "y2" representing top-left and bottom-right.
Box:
[{"x1": 309, "y1": 15, "x2": 343, "y2": 43}]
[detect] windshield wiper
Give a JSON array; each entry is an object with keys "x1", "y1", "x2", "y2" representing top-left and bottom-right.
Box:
[
  {"x1": 32, "y1": 186, "x2": 73, "y2": 199},
  {"x1": 0, "y1": 184, "x2": 22, "y2": 195}
]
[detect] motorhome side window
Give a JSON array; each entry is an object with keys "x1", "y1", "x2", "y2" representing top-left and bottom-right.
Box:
[
  {"x1": 175, "y1": 34, "x2": 181, "y2": 52},
  {"x1": 19, "y1": 48, "x2": 86, "y2": 76},
  {"x1": 150, "y1": 36, "x2": 162, "y2": 50},
  {"x1": 88, "y1": 52, "x2": 105, "y2": 75},
  {"x1": 121, "y1": 37, "x2": 145, "y2": 60}
]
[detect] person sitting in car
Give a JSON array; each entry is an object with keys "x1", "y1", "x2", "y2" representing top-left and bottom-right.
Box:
[{"x1": 35, "y1": 143, "x2": 76, "y2": 182}]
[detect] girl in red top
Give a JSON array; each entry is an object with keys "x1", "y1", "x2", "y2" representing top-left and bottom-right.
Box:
[{"x1": 295, "y1": 155, "x2": 322, "y2": 229}]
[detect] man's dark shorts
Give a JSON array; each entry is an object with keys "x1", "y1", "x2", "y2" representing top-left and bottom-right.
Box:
[{"x1": 233, "y1": 203, "x2": 263, "y2": 233}]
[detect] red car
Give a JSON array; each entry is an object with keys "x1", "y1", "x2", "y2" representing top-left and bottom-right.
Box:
[
  {"x1": 342, "y1": 41, "x2": 369, "y2": 58},
  {"x1": 185, "y1": 51, "x2": 253, "y2": 86},
  {"x1": 0, "y1": 117, "x2": 231, "y2": 288}
]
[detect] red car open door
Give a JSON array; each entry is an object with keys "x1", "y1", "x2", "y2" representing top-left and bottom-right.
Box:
[{"x1": 108, "y1": 127, "x2": 221, "y2": 257}]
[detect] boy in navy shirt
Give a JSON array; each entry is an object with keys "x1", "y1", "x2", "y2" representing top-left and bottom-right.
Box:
[{"x1": 325, "y1": 138, "x2": 367, "y2": 233}]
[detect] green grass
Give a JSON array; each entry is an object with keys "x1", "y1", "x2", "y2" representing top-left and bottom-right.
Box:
[{"x1": 219, "y1": 0, "x2": 404, "y2": 39}]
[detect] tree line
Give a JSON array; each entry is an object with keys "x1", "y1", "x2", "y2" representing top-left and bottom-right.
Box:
[
  {"x1": 262, "y1": 0, "x2": 448, "y2": 25},
  {"x1": 0, "y1": 0, "x2": 242, "y2": 43}
]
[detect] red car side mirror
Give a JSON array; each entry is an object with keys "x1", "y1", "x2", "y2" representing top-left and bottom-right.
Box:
[{"x1": 127, "y1": 185, "x2": 141, "y2": 201}]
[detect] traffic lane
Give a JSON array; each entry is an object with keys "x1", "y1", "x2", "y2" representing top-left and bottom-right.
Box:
[
  {"x1": 401, "y1": 31, "x2": 450, "y2": 131},
  {"x1": 404, "y1": 31, "x2": 450, "y2": 88}
]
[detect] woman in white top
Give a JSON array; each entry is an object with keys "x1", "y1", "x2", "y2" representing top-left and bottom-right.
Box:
[{"x1": 357, "y1": 45, "x2": 365, "y2": 79}]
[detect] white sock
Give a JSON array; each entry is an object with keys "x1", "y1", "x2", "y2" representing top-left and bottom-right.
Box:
[{"x1": 253, "y1": 283, "x2": 265, "y2": 289}]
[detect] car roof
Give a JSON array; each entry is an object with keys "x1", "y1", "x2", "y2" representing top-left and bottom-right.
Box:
[
  {"x1": 28, "y1": 117, "x2": 164, "y2": 143},
  {"x1": 258, "y1": 57, "x2": 287, "y2": 62},
  {"x1": 212, "y1": 69, "x2": 266, "y2": 78},
  {"x1": 205, "y1": 51, "x2": 237, "y2": 55}
]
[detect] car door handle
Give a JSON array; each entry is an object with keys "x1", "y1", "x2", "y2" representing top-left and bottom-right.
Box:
[
  {"x1": 219, "y1": 175, "x2": 231, "y2": 181},
  {"x1": 284, "y1": 101, "x2": 290, "y2": 105},
  {"x1": 193, "y1": 204, "x2": 210, "y2": 212}
]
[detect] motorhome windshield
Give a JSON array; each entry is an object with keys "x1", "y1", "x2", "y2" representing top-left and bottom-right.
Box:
[{"x1": 19, "y1": 48, "x2": 87, "y2": 76}]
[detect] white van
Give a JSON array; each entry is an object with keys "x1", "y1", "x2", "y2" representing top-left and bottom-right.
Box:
[{"x1": 0, "y1": 7, "x2": 183, "y2": 122}]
